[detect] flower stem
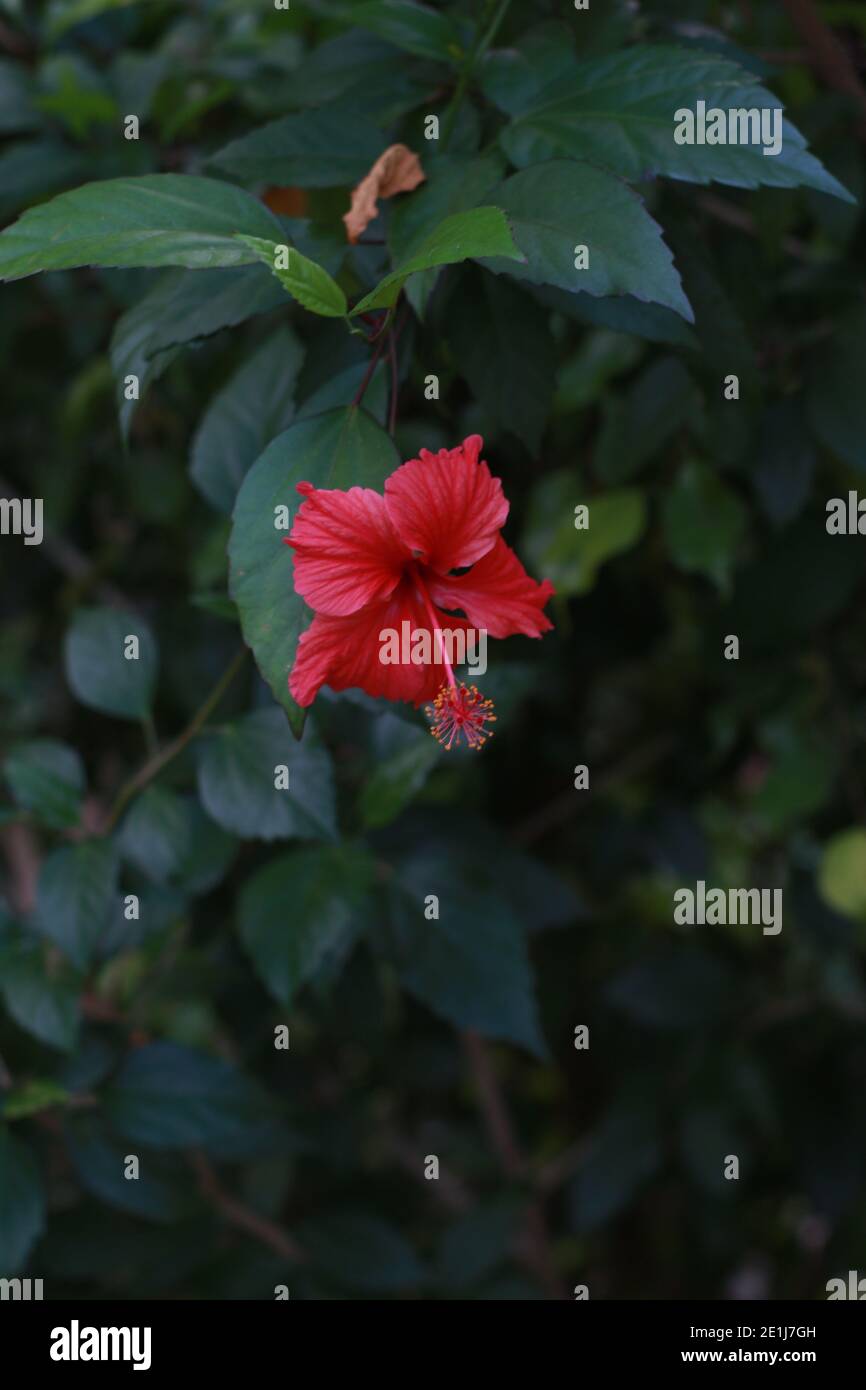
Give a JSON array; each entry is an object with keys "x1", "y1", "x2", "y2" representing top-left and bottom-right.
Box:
[
  {"x1": 441, "y1": 0, "x2": 513, "y2": 149},
  {"x1": 352, "y1": 327, "x2": 390, "y2": 408},
  {"x1": 103, "y1": 646, "x2": 248, "y2": 833},
  {"x1": 387, "y1": 327, "x2": 399, "y2": 435}
]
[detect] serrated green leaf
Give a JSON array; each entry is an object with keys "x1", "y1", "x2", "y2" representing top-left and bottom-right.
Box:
[
  {"x1": 524, "y1": 471, "x2": 647, "y2": 596},
  {"x1": 102, "y1": 1042, "x2": 281, "y2": 1158},
  {"x1": 209, "y1": 103, "x2": 384, "y2": 188},
  {"x1": 501, "y1": 46, "x2": 854, "y2": 203},
  {"x1": 191, "y1": 326, "x2": 304, "y2": 514},
  {"x1": 343, "y1": 1, "x2": 463, "y2": 63},
  {"x1": 662, "y1": 460, "x2": 748, "y2": 592},
  {"x1": 0, "y1": 1128, "x2": 44, "y2": 1271},
  {"x1": 352, "y1": 207, "x2": 523, "y2": 315},
  {"x1": 196, "y1": 707, "x2": 337, "y2": 842},
  {"x1": 238, "y1": 845, "x2": 375, "y2": 1007},
  {"x1": 1, "y1": 946, "x2": 81, "y2": 1052},
  {"x1": 446, "y1": 270, "x2": 556, "y2": 451},
  {"x1": 0, "y1": 174, "x2": 283, "y2": 282},
  {"x1": 34, "y1": 839, "x2": 119, "y2": 970},
  {"x1": 228, "y1": 408, "x2": 400, "y2": 736},
  {"x1": 481, "y1": 161, "x2": 693, "y2": 322},
  {"x1": 3, "y1": 739, "x2": 85, "y2": 830},
  {"x1": 235, "y1": 235, "x2": 348, "y2": 317},
  {"x1": 64, "y1": 606, "x2": 158, "y2": 720},
  {"x1": 384, "y1": 855, "x2": 546, "y2": 1057},
  {"x1": 359, "y1": 714, "x2": 441, "y2": 828}
]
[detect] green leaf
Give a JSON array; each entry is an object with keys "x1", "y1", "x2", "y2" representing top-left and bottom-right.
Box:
[
  {"x1": 0, "y1": 1127, "x2": 44, "y2": 1272},
  {"x1": 299, "y1": 1209, "x2": 425, "y2": 1291},
  {"x1": 238, "y1": 845, "x2": 375, "y2": 1007},
  {"x1": 501, "y1": 46, "x2": 854, "y2": 202},
  {"x1": 344, "y1": 1, "x2": 463, "y2": 62},
  {"x1": 524, "y1": 471, "x2": 647, "y2": 596},
  {"x1": 235, "y1": 235, "x2": 348, "y2": 318},
  {"x1": 807, "y1": 306, "x2": 866, "y2": 472},
  {"x1": 109, "y1": 264, "x2": 288, "y2": 442},
  {"x1": 0, "y1": 57, "x2": 40, "y2": 135},
  {"x1": 359, "y1": 715, "x2": 441, "y2": 828},
  {"x1": 662, "y1": 460, "x2": 749, "y2": 592},
  {"x1": 532, "y1": 283, "x2": 697, "y2": 349},
  {"x1": 46, "y1": 0, "x2": 140, "y2": 39},
  {"x1": 117, "y1": 788, "x2": 236, "y2": 897},
  {"x1": 0, "y1": 174, "x2": 283, "y2": 282},
  {"x1": 480, "y1": 22, "x2": 577, "y2": 117},
  {"x1": 209, "y1": 103, "x2": 384, "y2": 188},
  {"x1": 191, "y1": 326, "x2": 304, "y2": 514},
  {"x1": 482, "y1": 161, "x2": 693, "y2": 321},
  {"x1": 2, "y1": 1079, "x2": 70, "y2": 1121},
  {"x1": 818, "y1": 829, "x2": 866, "y2": 923},
  {"x1": 571, "y1": 1097, "x2": 661, "y2": 1232},
  {"x1": 1, "y1": 945, "x2": 80, "y2": 1052},
  {"x1": 64, "y1": 606, "x2": 158, "y2": 720},
  {"x1": 594, "y1": 357, "x2": 701, "y2": 484},
  {"x1": 3, "y1": 739, "x2": 85, "y2": 830},
  {"x1": 607, "y1": 949, "x2": 737, "y2": 1029},
  {"x1": 352, "y1": 207, "x2": 523, "y2": 315},
  {"x1": 387, "y1": 152, "x2": 506, "y2": 316},
  {"x1": 66, "y1": 1117, "x2": 187, "y2": 1223},
  {"x1": 385, "y1": 859, "x2": 546, "y2": 1057},
  {"x1": 102, "y1": 1042, "x2": 281, "y2": 1158},
  {"x1": 118, "y1": 786, "x2": 193, "y2": 885},
  {"x1": 34, "y1": 839, "x2": 119, "y2": 970},
  {"x1": 228, "y1": 408, "x2": 400, "y2": 735},
  {"x1": 196, "y1": 708, "x2": 337, "y2": 842},
  {"x1": 446, "y1": 270, "x2": 556, "y2": 451}
]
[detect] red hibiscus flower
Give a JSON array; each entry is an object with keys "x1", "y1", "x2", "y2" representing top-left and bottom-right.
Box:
[{"x1": 284, "y1": 435, "x2": 554, "y2": 748}]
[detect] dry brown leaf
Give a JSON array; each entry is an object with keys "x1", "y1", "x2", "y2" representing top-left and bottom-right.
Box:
[{"x1": 343, "y1": 144, "x2": 426, "y2": 244}]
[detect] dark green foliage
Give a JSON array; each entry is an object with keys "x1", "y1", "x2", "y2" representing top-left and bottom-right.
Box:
[{"x1": 0, "y1": 0, "x2": 864, "y2": 1303}]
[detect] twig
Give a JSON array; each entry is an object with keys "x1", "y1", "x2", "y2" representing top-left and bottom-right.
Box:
[
  {"x1": 190, "y1": 1151, "x2": 306, "y2": 1263},
  {"x1": 386, "y1": 1134, "x2": 473, "y2": 1213},
  {"x1": 0, "y1": 20, "x2": 34, "y2": 60},
  {"x1": 695, "y1": 194, "x2": 810, "y2": 260},
  {"x1": 511, "y1": 734, "x2": 673, "y2": 848},
  {"x1": 442, "y1": 0, "x2": 513, "y2": 149},
  {"x1": 461, "y1": 1031, "x2": 567, "y2": 1298},
  {"x1": 351, "y1": 330, "x2": 390, "y2": 409},
  {"x1": 0, "y1": 475, "x2": 129, "y2": 607},
  {"x1": 462, "y1": 1031, "x2": 524, "y2": 1178},
  {"x1": 782, "y1": 0, "x2": 866, "y2": 139},
  {"x1": 387, "y1": 328, "x2": 399, "y2": 435},
  {"x1": 102, "y1": 647, "x2": 248, "y2": 832},
  {"x1": 0, "y1": 822, "x2": 40, "y2": 913}
]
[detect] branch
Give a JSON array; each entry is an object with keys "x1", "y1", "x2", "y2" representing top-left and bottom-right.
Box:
[
  {"x1": 782, "y1": 0, "x2": 866, "y2": 138},
  {"x1": 190, "y1": 1151, "x2": 306, "y2": 1263},
  {"x1": 461, "y1": 1031, "x2": 567, "y2": 1299},
  {"x1": 512, "y1": 733, "x2": 673, "y2": 848},
  {"x1": 0, "y1": 475, "x2": 130, "y2": 608},
  {"x1": 102, "y1": 647, "x2": 248, "y2": 832}
]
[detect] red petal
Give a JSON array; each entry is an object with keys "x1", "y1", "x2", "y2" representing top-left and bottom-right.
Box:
[
  {"x1": 289, "y1": 578, "x2": 474, "y2": 707},
  {"x1": 384, "y1": 434, "x2": 507, "y2": 575},
  {"x1": 286, "y1": 482, "x2": 408, "y2": 617},
  {"x1": 425, "y1": 536, "x2": 555, "y2": 638}
]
